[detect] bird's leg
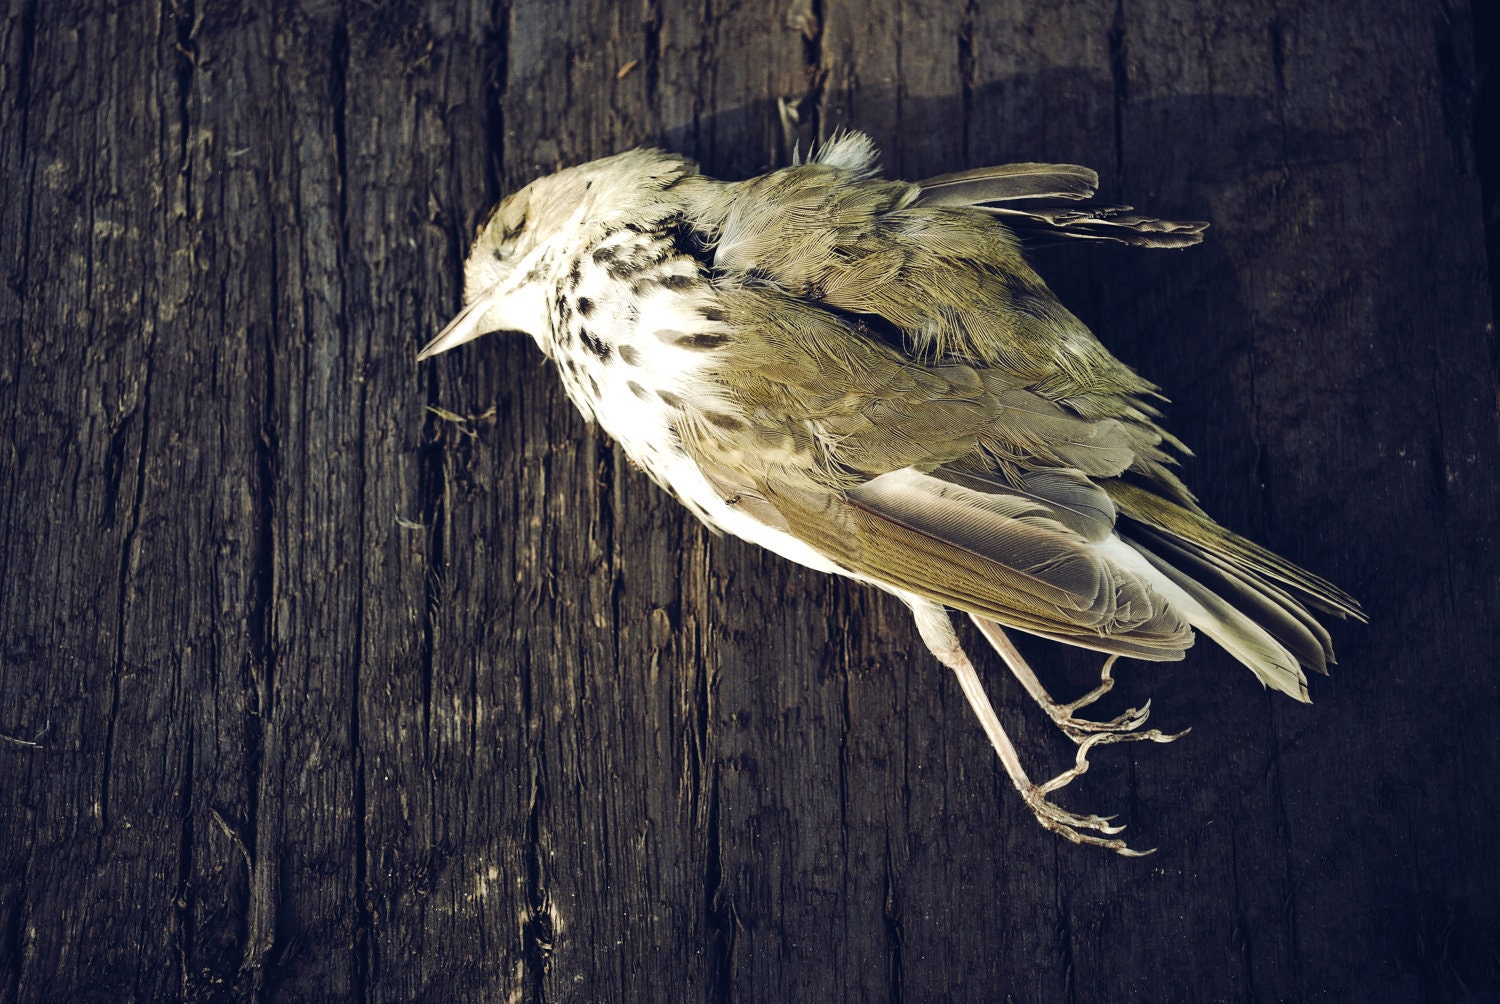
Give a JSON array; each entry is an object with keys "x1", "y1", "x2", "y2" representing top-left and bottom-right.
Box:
[
  {"x1": 970, "y1": 616, "x2": 1187, "y2": 746},
  {"x1": 907, "y1": 600, "x2": 1149, "y2": 855}
]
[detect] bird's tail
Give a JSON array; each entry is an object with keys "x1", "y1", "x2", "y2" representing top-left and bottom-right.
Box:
[{"x1": 1103, "y1": 479, "x2": 1366, "y2": 700}]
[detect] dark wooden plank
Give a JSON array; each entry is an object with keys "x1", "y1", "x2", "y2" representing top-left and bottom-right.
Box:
[
  {"x1": 0, "y1": 2, "x2": 226, "y2": 999},
  {"x1": 337, "y1": 4, "x2": 530, "y2": 1000},
  {"x1": 1, "y1": 0, "x2": 1495, "y2": 1001}
]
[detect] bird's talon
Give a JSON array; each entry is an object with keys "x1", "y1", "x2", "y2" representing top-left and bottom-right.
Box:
[
  {"x1": 1117, "y1": 845, "x2": 1157, "y2": 858},
  {"x1": 1023, "y1": 789, "x2": 1125, "y2": 836},
  {"x1": 1023, "y1": 795, "x2": 1139, "y2": 851},
  {"x1": 1052, "y1": 696, "x2": 1155, "y2": 742}
]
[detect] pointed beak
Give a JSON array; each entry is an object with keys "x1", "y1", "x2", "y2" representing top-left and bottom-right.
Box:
[{"x1": 417, "y1": 291, "x2": 500, "y2": 362}]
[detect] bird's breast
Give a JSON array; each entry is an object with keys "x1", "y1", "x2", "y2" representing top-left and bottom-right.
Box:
[{"x1": 542, "y1": 232, "x2": 846, "y2": 576}]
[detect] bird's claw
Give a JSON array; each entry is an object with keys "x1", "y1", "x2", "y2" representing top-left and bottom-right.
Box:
[
  {"x1": 943, "y1": 621, "x2": 1189, "y2": 855},
  {"x1": 1063, "y1": 723, "x2": 1192, "y2": 748},
  {"x1": 1044, "y1": 656, "x2": 1180, "y2": 744},
  {"x1": 1016, "y1": 730, "x2": 1189, "y2": 856},
  {"x1": 1053, "y1": 700, "x2": 1152, "y2": 740},
  {"x1": 1020, "y1": 783, "x2": 1150, "y2": 855}
]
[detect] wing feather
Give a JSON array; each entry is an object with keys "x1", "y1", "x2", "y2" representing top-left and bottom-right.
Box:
[{"x1": 753, "y1": 473, "x2": 1194, "y2": 654}]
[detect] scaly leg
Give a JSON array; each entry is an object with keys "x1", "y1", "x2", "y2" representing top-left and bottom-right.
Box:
[
  {"x1": 970, "y1": 615, "x2": 1188, "y2": 746},
  {"x1": 906, "y1": 599, "x2": 1149, "y2": 855}
]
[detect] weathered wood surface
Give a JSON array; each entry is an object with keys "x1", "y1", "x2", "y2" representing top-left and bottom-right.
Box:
[{"x1": 1, "y1": 0, "x2": 1496, "y2": 1000}]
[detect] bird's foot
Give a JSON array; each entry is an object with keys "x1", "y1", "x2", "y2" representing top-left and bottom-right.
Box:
[
  {"x1": 970, "y1": 623, "x2": 1178, "y2": 744},
  {"x1": 1035, "y1": 656, "x2": 1187, "y2": 745},
  {"x1": 1020, "y1": 733, "x2": 1179, "y2": 856},
  {"x1": 920, "y1": 604, "x2": 1188, "y2": 855}
]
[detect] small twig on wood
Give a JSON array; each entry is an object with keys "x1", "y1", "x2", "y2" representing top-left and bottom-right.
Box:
[{"x1": 0, "y1": 720, "x2": 51, "y2": 748}]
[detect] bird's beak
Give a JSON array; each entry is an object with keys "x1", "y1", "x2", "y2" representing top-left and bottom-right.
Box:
[{"x1": 417, "y1": 290, "x2": 501, "y2": 361}]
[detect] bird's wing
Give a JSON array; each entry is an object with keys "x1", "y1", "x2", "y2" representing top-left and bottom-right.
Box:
[
  {"x1": 914, "y1": 162, "x2": 1101, "y2": 205},
  {"x1": 678, "y1": 284, "x2": 1194, "y2": 657},
  {"x1": 689, "y1": 159, "x2": 1198, "y2": 508},
  {"x1": 679, "y1": 281, "x2": 1360, "y2": 682}
]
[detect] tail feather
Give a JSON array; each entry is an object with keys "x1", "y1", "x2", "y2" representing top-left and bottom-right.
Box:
[
  {"x1": 1115, "y1": 537, "x2": 1312, "y2": 702},
  {"x1": 1128, "y1": 525, "x2": 1335, "y2": 674},
  {"x1": 1089, "y1": 480, "x2": 1364, "y2": 697},
  {"x1": 1104, "y1": 480, "x2": 1366, "y2": 621}
]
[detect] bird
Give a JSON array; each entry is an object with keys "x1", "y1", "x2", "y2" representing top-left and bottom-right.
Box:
[{"x1": 419, "y1": 132, "x2": 1364, "y2": 855}]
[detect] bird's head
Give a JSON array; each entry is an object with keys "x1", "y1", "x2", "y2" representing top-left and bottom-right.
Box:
[{"x1": 418, "y1": 149, "x2": 698, "y2": 362}]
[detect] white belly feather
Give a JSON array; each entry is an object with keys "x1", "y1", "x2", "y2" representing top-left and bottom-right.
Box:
[{"x1": 548, "y1": 239, "x2": 848, "y2": 579}]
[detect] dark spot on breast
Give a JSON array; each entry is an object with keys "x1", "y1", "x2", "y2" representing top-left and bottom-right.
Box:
[
  {"x1": 654, "y1": 328, "x2": 729, "y2": 350},
  {"x1": 585, "y1": 373, "x2": 601, "y2": 398},
  {"x1": 659, "y1": 274, "x2": 694, "y2": 290},
  {"x1": 700, "y1": 306, "x2": 727, "y2": 322},
  {"x1": 568, "y1": 260, "x2": 583, "y2": 290},
  {"x1": 578, "y1": 328, "x2": 611, "y2": 361},
  {"x1": 592, "y1": 245, "x2": 618, "y2": 265},
  {"x1": 658, "y1": 390, "x2": 684, "y2": 408},
  {"x1": 577, "y1": 297, "x2": 595, "y2": 317},
  {"x1": 618, "y1": 345, "x2": 641, "y2": 365},
  {"x1": 628, "y1": 380, "x2": 649, "y2": 399},
  {"x1": 703, "y1": 411, "x2": 745, "y2": 432},
  {"x1": 611, "y1": 259, "x2": 647, "y2": 280}
]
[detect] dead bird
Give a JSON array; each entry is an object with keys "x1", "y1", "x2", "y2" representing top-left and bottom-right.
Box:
[{"x1": 420, "y1": 132, "x2": 1363, "y2": 854}]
